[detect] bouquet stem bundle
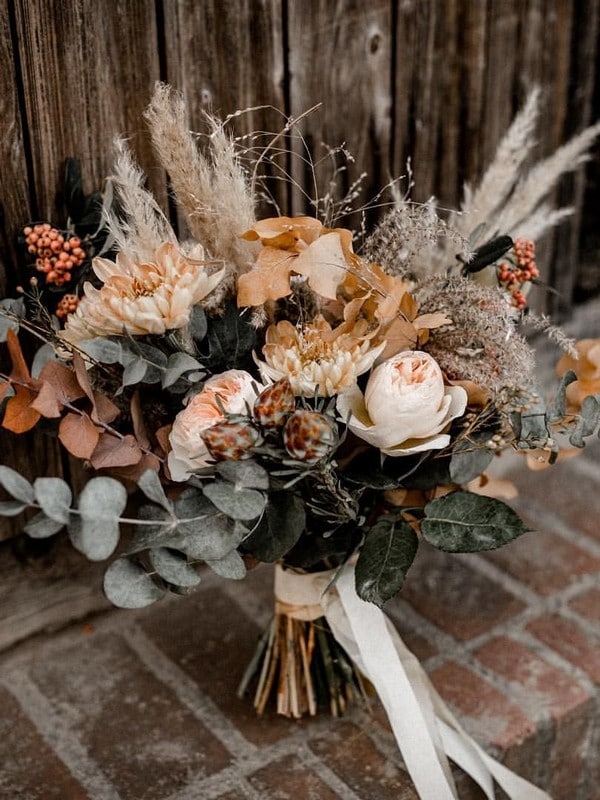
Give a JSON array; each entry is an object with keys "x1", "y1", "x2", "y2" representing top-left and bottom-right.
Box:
[{"x1": 238, "y1": 611, "x2": 368, "y2": 718}]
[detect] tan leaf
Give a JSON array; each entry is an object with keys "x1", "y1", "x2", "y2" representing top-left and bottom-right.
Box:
[
  {"x1": 30, "y1": 381, "x2": 62, "y2": 418},
  {"x1": 2, "y1": 386, "x2": 41, "y2": 433},
  {"x1": 130, "y1": 391, "x2": 151, "y2": 449},
  {"x1": 293, "y1": 232, "x2": 349, "y2": 300},
  {"x1": 38, "y1": 361, "x2": 86, "y2": 404},
  {"x1": 468, "y1": 474, "x2": 518, "y2": 499},
  {"x1": 105, "y1": 453, "x2": 161, "y2": 482},
  {"x1": 242, "y1": 216, "x2": 323, "y2": 248},
  {"x1": 93, "y1": 393, "x2": 120, "y2": 424},
  {"x1": 412, "y1": 313, "x2": 452, "y2": 330},
  {"x1": 236, "y1": 249, "x2": 294, "y2": 306},
  {"x1": 71, "y1": 352, "x2": 95, "y2": 405},
  {"x1": 155, "y1": 424, "x2": 172, "y2": 456},
  {"x1": 449, "y1": 379, "x2": 489, "y2": 407},
  {"x1": 58, "y1": 412, "x2": 100, "y2": 458},
  {"x1": 90, "y1": 434, "x2": 143, "y2": 469},
  {"x1": 377, "y1": 318, "x2": 419, "y2": 361}
]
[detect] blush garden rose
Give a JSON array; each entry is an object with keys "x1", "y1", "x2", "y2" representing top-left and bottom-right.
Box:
[
  {"x1": 168, "y1": 370, "x2": 261, "y2": 481},
  {"x1": 336, "y1": 351, "x2": 468, "y2": 456}
]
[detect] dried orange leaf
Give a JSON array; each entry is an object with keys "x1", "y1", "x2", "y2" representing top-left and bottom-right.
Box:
[
  {"x1": 93, "y1": 393, "x2": 120, "y2": 424},
  {"x1": 237, "y1": 250, "x2": 294, "y2": 306},
  {"x1": 413, "y1": 313, "x2": 452, "y2": 330},
  {"x1": 293, "y1": 232, "x2": 349, "y2": 300},
  {"x1": 2, "y1": 386, "x2": 41, "y2": 433},
  {"x1": 6, "y1": 329, "x2": 32, "y2": 383},
  {"x1": 59, "y1": 413, "x2": 100, "y2": 459},
  {"x1": 377, "y1": 318, "x2": 418, "y2": 360},
  {"x1": 106, "y1": 453, "x2": 161, "y2": 482},
  {"x1": 90, "y1": 434, "x2": 143, "y2": 469}
]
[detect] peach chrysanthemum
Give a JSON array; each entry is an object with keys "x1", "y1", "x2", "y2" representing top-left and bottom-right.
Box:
[
  {"x1": 62, "y1": 242, "x2": 225, "y2": 343},
  {"x1": 257, "y1": 317, "x2": 385, "y2": 397}
]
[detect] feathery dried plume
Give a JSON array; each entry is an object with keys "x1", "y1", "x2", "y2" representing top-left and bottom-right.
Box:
[
  {"x1": 104, "y1": 138, "x2": 177, "y2": 261},
  {"x1": 453, "y1": 88, "x2": 541, "y2": 246},
  {"x1": 492, "y1": 120, "x2": 600, "y2": 236},
  {"x1": 415, "y1": 277, "x2": 535, "y2": 390},
  {"x1": 144, "y1": 83, "x2": 257, "y2": 284},
  {"x1": 362, "y1": 201, "x2": 467, "y2": 280},
  {"x1": 522, "y1": 310, "x2": 578, "y2": 356},
  {"x1": 513, "y1": 203, "x2": 575, "y2": 242}
]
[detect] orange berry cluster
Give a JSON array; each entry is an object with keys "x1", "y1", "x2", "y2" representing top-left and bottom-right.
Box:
[
  {"x1": 497, "y1": 238, "x2": 539, "y2": 310},
  {"x1": 55, "y1": 293, "x2": 79, "y2": 320},
  {"x1": 23, "y1": 222, "x2": 85, "y2": 287}
]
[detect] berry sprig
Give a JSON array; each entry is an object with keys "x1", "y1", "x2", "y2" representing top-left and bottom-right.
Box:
[
  {"x1": 23, "y1": 222, "x2": 86, "y2": 287},
  {"x1": 497, "y1": 238, "x2": 540, "y2": 310},
  {"x1": 55, "y1": 293, "x2": 80, "y2": 320}
]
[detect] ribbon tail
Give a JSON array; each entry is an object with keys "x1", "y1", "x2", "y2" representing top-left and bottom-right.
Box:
[{"x1": 325, "y1": 564, "x2": 552, "y2": 800}]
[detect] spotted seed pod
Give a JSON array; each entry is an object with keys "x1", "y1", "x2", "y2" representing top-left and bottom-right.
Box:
[
  {"x1": 202, "y1": 420, "x2": 260, "y2": 461},
  {"x1": 253, "y1": 378, "x2": 295, "y2": 429},
  {"x1": 283, "y1": 410, "x2": 337, "y2": 463}
]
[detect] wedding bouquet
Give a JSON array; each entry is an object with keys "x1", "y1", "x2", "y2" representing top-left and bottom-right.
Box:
[{"x1": 1, "y1": 84, "x2": 599, "y2": 799}]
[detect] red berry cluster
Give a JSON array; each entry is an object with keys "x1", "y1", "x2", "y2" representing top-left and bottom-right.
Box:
[
  {"x1": 497, "y1": 238, "x2": 539, "y2": 310},
  {"x1": 55, "y1": 293, "x2": 80, "y2": 320},
  {"x1": 23, "y1": 223, "x2": 86, "y2": 287}
]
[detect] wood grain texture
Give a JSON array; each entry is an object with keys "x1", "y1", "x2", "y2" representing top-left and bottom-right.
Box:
[
  {"x1": 13, "y1": 0, "x2": 165, "y2": 219},
  {"x1": 287, "y1": 0, "x2": 393, "y2": 231},
  {"x1": 0, "y1": 0, "x2": 31, "y2": 291},
  {"x1": 162, "y1": 0, "x2": 286, "y2": 217}
]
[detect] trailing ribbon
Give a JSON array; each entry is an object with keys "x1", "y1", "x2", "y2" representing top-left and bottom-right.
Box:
[{"x1": 274, "y1": 563, "x2": 552, "y2": 800}]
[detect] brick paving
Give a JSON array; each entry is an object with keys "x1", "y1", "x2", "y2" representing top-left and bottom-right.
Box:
[{"x1": 0, "y1": 314, "x2": 599, "y2": 799}]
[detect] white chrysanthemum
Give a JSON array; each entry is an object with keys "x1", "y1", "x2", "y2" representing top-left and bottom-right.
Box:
[
  {"x1": 62, "y1": 242, "x2": 224, "y2": 343},
  {"x1": 257, "y1": 318, "x2": 385, "y2": 397}
]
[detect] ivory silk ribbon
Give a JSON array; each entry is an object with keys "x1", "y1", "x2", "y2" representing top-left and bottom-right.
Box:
[{"x1": 274, "y1": 563, "x2": 552, "y2": 800}]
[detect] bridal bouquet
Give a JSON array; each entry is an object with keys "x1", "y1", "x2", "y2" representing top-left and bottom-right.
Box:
[{"x1": 1, "y1": 84, "x2": 599, "y2": 799}]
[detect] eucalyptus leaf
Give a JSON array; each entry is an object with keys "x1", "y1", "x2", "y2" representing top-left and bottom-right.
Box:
[
  {"x1": 422, "y1": 491, "x2": 529, "y2": 552},
  {"x1": 203, "y1": 480, "x2": 266, "y2": 520},
  {"x1": 0, "y1": 466, "x2": 34, "y2": 504},
  {"x1": 355, "y1": 515, "x2": 418, "y2": 607},
  {"x1": 242, "y1": 492, "x2": 305, "y2": 562},
  {"x1": 24, "y1": 511, "x2": 64, "y2": 538},
  {"x1": 103, "y1": 558, "x2": 165, "y2": 608},
  {"x1": 216, "y1": 460, "x2": 269, "y2": 490},
  {"x1": 162, "y1": 353, "x2": 203, "y2": 388},
  {"x1": 206, "y1": 550, "x2": 246, "y2": 579},
  {"x1": 137, "y1": 470, "x2": 173, "y2": 513},
  {"x1": 127, "y1": 505, "x2": 183, "y2": 553},
  {"x1": 450, "y1": 434, "x2": 494, "y2": 484},
  {"x1": 515, "y1": 391, "x2": 550, "y2": 449},
  {"x1": 121, "y1": 358, "x2": 149, "y2": 387},
  {"x1": 569, "y1": 394, "x2": 600, "y2": 448},
  {"x1": 0, "y1": 500, "x2": 27, "y2": 516},
  {"x1": 78, "y1": 338, "x2": 123, "y2": 364},
  {"x1": 68, "y1": 517, "x2": 121, "y2": 561},
  {"x1": 548, "y1": 370, "x2": 577, "y2": 423},
  {"x1": 31, "y1": 344, "x2": 59, "y2": 378},
  {"x1": 189, "y1": 306, "x2": 208, "y2": 341},
  {"x1": 180, "y1": 515, "x2": 247, "y2": 561},
  {"x1": 149, "y1": 547, "x2": 201, "y2": 587},
  {"x1": 34, "y1": 477, "x2": 72, "y2": 524}
]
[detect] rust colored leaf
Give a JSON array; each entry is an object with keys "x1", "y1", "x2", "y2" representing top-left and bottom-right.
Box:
[
  {"x1": 71, "y1": 352, "x2": 95, "y2": 405},
  {"x1": 2, "y1": 385, "x2": 41, "y2": 432},
  {"x1": 90, "y1": 434, "x2": 143, "y2": 469},
  {"x1": 38, "y1": 360, "x2": 86, "y2": 404},
  {"x1": 130, "y1": 391, "x2": 151, "y2": 449},
  {"x1": 59, "y1": 412, "x2": 100, "y2": 459},
  {"x1": 155, "y1": 424, "x2": 172, "y2": 456},
  {"x1": 377, "y1": 318, "x2": 419, "y2": 360},
  {"x1": 93, "y1": 392, "x2": 120, "y2": 424},
  {"x1": 106, "y1": 453, "x2": 161, "y2": 482},
  {"x1": 6, "y1": 329, "x2": 32, "y2": 383},
  {"x1": 236, "y1": 248, "x2": 295, "y2": 306},
  {"x1": 0, "y1": 381, "x2": 11, "y2": 403},
  {"x1": 30, "y1": 381, "x2": 62, "y2": 418}
]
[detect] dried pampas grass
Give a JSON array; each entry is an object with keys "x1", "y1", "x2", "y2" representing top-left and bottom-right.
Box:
[
  {"x1": 104, "y1": 139, "x2": 178, "y2": 261},
  {"x1": 144, "y1": 82, "x2": 257, "y2": 282}
]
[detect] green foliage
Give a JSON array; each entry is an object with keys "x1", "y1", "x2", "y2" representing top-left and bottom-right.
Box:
[
  {"x1": 24, "y1": 512, "x2": 64, "y2": 538},
  {"x1": 0, "y1": 298, "x2": 25, "y2": 342},
  {"x1": 422, "y1": 490, "x2": 529, "y2": 552},
  {"x1": 203, "y1": 480, "x2": 266, "y2": 520},
  {"x1": 242, "y1": 492, "x2": 305, "y2": 562},
  {"x1": 33, "y1": 477, "x2": 72, "y2": 524},
  {"x1": 569, "y1": 394, "x2": 600, "y2": 448},
  {"x1": 355, "y1": 515, "x2": 418, "y2": 606},
  {"x1": 103, "y1": 558, "x2": 165, "y2": 608},
  {"x1": 149, "y1": 547, "x2": 201, "y2": 587},
  {"x1": 200, "y1": 300, "x2": 257, "y2": 372},
  {"x1": 68, "y1": 477, "x2": 128, "y2": 560},
  {"x1": 548, "y1": 370, "x2": 577, "y2": 423},
  {"x1": 0, "y1": 466, "x2": 35, "y2": 504},
  {"x1": 206, "y1": 549, "x2": 247, "y2": 579},
  {"x1": 449, "y1": 433, "x2": 494, "y2": 484}
]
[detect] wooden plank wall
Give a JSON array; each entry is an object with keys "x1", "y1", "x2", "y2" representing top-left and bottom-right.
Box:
[{"x1": 0, "y1": 0, "x2": 598, "y2": 539}]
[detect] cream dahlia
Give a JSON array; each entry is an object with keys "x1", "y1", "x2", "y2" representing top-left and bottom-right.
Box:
[
  {"x1": 257, "y1": 317, "x2": 385, "y2": 397},
  {"x1": 62, "y1": 242, "x2": 224, "y2": 343}
]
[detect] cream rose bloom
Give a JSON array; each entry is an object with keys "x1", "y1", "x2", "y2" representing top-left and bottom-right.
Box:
[
  {"x1": 168, "y1": 370, "x2": 260, "y2": 481},
  {"x1": 336, "y1": 351, "x2": 467, "y2": 456}
]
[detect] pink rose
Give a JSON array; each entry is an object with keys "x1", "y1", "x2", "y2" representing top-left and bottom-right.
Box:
[{"x1": 168, "y1": 370, "x2": 260, "y2": 481}]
